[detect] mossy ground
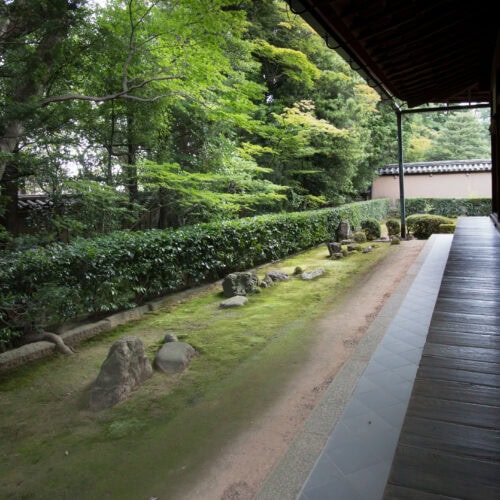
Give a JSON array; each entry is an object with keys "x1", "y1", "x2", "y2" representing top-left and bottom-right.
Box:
[{"x1": 0, "y1": 242, "x2": 396, "y2": 499}]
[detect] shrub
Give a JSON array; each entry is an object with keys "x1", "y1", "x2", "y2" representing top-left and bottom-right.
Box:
[
  {"x1": 353, "y1": 230, "x2": 367, "y2": 243},
  {"x1": 438, "y1": 223, "x2": 456, "y2": 234},
  {"x1": 0, "y1": 199, "x2": 390, "y2": 347},
  {"x1": 361, "y1": 219, "x2": 381, "y2": 240},
  {"x1": 402, "y1": 198, "x2": 491, "y2": 217},
  {"x1": 390, "y1": 236, "x2": 401, "y2": 245},
  {"x1": 386, "y1": 218, "x2": 401, "y2": 237},
  {"x1": 406, "y1": 214, "x2": 454, "y2": 239}
]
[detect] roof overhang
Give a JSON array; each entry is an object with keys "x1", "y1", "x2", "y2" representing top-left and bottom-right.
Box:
[{"x1": 286, "y1": 1, "x2": 498, "y2": 107}]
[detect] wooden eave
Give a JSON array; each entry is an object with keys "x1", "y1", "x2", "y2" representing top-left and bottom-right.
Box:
[{"x1": 287, "y1": 0, "x2": 498, "y2": 107}]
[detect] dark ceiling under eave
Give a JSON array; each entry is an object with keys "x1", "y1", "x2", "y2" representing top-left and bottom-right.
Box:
[{"x1": 287, "y1": 0, "x2": 499, "y2": 107}]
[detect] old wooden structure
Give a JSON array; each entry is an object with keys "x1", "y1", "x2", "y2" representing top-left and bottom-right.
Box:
[{"x1": 286, "y1": 1, "x2": 500, "y2": 497}]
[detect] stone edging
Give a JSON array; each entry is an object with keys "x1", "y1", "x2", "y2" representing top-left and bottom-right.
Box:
[{"x1": 0, "y1": 286, "x2": 213, "y2": 373}]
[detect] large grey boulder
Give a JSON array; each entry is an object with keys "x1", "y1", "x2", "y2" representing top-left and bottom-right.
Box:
[
  {"x1": 337, "y1": 220, "x2": 352, "y2": 241},
  {"x1": 326, "y1": 241, "x2": 342, "y2": 257},
  {"x1": 222, "y1": 272, "x2": 260, "y2": 297},
  {"x1": 154, "y1": 342, "x2": 196, "y2": 374},
  {"x1": 89, "y1": 336, "x2": 153, "y2": 411}
]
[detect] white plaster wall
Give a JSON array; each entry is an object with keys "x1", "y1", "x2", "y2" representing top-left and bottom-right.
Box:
[{"x1": 371, "y1": 172, "x2": 492, "y2": 204}]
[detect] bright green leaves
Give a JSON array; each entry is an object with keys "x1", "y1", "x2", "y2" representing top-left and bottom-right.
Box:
[{"x1": 252, "y1": 39, "x2": 321, "y2": 89}]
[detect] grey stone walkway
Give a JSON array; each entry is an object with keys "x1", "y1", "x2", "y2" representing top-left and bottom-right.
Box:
[{"x1": 255, "y1": 235, "x2": 453, "y2": 500}]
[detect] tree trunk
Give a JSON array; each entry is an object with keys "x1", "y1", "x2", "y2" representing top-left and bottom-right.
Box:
[
  {"x1": 158, "y1": 187, "x2": 169, "y2": 228},
  {"x1": 0, "y1": 163, "x2": 19, "y2": 235},
  {"x1": 126, "y1": 110, "x2": 138, "y2": 202},
  {"x1": 0, "y1": 121, "x2": 24, "y2": 182}
]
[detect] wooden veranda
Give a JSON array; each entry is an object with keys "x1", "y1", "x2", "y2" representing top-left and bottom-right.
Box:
[
  {"x1": 384, "y1": 217, "x2": 500, "y2": 498},
  {"x1": 285, "y1": 2, "x2": 500, "y2": 498}
]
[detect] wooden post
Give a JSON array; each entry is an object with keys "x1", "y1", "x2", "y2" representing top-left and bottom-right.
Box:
[{"x1": 397, "y1": 110, "x2": 406, "y2": 238}]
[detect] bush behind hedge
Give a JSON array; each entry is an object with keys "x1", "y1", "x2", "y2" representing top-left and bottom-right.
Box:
[
  {"x1": 0, "y1": 199, "x2": 389, "y2": 345},
  {"x1": 402, "y1": 198, "x2": 491, "y2": 217},
  {"x1": 361, "y1": 218, "x2": 381, "y2": 240},
  {"x1": 406, "y1": 214, "x2": 455, "y2": 239}
]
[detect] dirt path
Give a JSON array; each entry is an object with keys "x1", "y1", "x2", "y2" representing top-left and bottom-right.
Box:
[{"x1": 181, "y1": 239, "x2": 425, "y2": 500}]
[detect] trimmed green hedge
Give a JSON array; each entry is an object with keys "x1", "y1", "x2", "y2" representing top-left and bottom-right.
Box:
[
  {"x1": 386, "y1": 218, "x2": 401, "y2": 237},
  {"x1": 361, "y1": 218, "x2": 382, "y2": 240},
  {"x1": 438, "y1": 223, "x2": 456, "y2": 234},
  {"x1": 406, "y1": 214, "x2": 455, "y2": 239},
  {"x1": 401, "y1": 198, "x2": 491, "y2": 217},
  {"x1": 0, "y1": 199, "x2": 389, "y2": 346}
]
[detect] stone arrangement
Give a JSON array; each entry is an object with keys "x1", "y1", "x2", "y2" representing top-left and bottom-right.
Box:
[
  {"x1": 222, "y1": 271, "x2": 260, "y2": 297},
  {"x1": 154, "y1": 341, "x2": 197, "y2": 374},
  {"x1": 89, "y1": 336, "x2": 153, "y2": 411}
]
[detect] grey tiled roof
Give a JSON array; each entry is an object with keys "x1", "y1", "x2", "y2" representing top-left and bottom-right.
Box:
[
  {"x1": 17, "y1": 195, "x2": 53, "y2": 210},
  {"x1": 378, "y1": 159, "x2": 491, "y2": 176},
  {"x1": 17, "y1": 194, "x2": 78, "y2": 210}
]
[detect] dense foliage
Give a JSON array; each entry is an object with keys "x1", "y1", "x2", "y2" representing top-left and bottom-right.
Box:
[
  {"x1": 406, "y1": 214, "x2": 455, "y2": 239},
  {"x1": 2, "y1": 0, "x2": 488, "y2": 245},
  {"x1": 386, "y1": 219, "x2": 401, "y2": 237},
  {"x1": 403, "y1": 198, "x2": 491, "y2": 217},
  {"x1": 360, "y1": 218, "x2": 382, "y2": 240},
  {"x1": 0, "y1": 199, "x2": 389, "y2": 347}
]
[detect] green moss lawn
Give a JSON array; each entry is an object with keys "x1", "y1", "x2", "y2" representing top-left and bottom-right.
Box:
[{"x1": 0, "y1": 242, "x2": 397, "y2": 499}]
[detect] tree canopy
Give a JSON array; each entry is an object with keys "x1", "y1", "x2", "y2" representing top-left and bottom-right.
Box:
[{"x1": 0, "y1": 0, "x2": 491, "y2": 244}]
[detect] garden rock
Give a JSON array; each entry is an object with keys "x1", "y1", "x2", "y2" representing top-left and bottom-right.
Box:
[
  {"x1": 163, "y1": 332, "x2": 178, "y2": 343},
  {"x1": 362, "y1": 246, "x2": 373, "y2": 253},
  {"x1": 301, "y1": 268, "x2": 325, "y2": 280},
  {"x1": 337, "y1": 220, "x2": 352, "y2": 241},
  {"x1": 326, "y1": 241, "x2": 341, "y2": 257},
  {"x1": 260, "y1": 276, "x2": 274, "y2": 288},
  {"x1": 347, "y1": 243, "x2": 361, "y2": 252},
  {"x1": 266, "y1": 270, "x2": 289, "y2": 282},
  {"x1": 154, "y1": 342, "x2": 196, "y2": 374},
  {"x1": 220, "y1": 296, "x2": 249, "y2": 308},
  {"x1": 222, "y1": 272, "x2": 260, "y2": 297},
  {"x1": 332, "y1": 252, "x2": 343, "y2": 259},
  {"x1": 89, "y1": 336, "x2": 153, "y2": 411}
]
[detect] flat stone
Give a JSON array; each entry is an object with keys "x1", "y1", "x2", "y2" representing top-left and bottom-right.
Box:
[
  {"x1": 301, "y1": 268, "x2": 325, "y2": 280},
  {"x1": 154, "y1": 342, "x2": 196, "y2": 374},
  {"x1": 266, "y1": 270, "x2": 289, "y2": 282},
  {"x1": 220, "y1": 296, "x2": 249, "y2": 308}
]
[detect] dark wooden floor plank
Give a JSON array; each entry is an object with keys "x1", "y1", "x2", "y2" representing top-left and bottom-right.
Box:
[
  {"x1": 399, "y1": 416, "x2": 500, "y2": 461},
  {"x1": 431, "y1": 310, "x2": 500, "y2": 326},
  {"x1": 422, "y1": 343, "x2": 500, "y2": 364},
  {"x1": 412, "y1": 378, "x2": 500, "y2": 407},
  {"x1": 406, "y1": 395, "x2": 500, "y2": 429},
  {"x1": 430, "y1": 320, "x2": 500, "y2": 336},
  {"x1": 417, "y1": 364, "x2": 500, "y2": 387},
  {"x1": 384, "y1": 484, "x2": 461, "y2": 499},
  {"x1": 385, "y1": 218, "x2": 500, "y2": 499},
  {"x1": 426, "y1": 330, "x2": 500, "y2": 349},
  {"x1": 388, "y1": 444, "x2": 500, "y2": 499}
]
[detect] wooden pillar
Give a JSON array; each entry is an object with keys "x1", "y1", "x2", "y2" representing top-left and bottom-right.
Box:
[
  {"x1": 491, "y1": 29, "x2": 500, "y2": 222},
  {"x1": 396, "y1": 110, "x2": 406, "y2": 238}
]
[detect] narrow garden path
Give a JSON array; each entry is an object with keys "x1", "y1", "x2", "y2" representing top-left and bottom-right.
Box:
[{"x1": 183, "y1": 239, "x2": 425, "y2": 500}]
